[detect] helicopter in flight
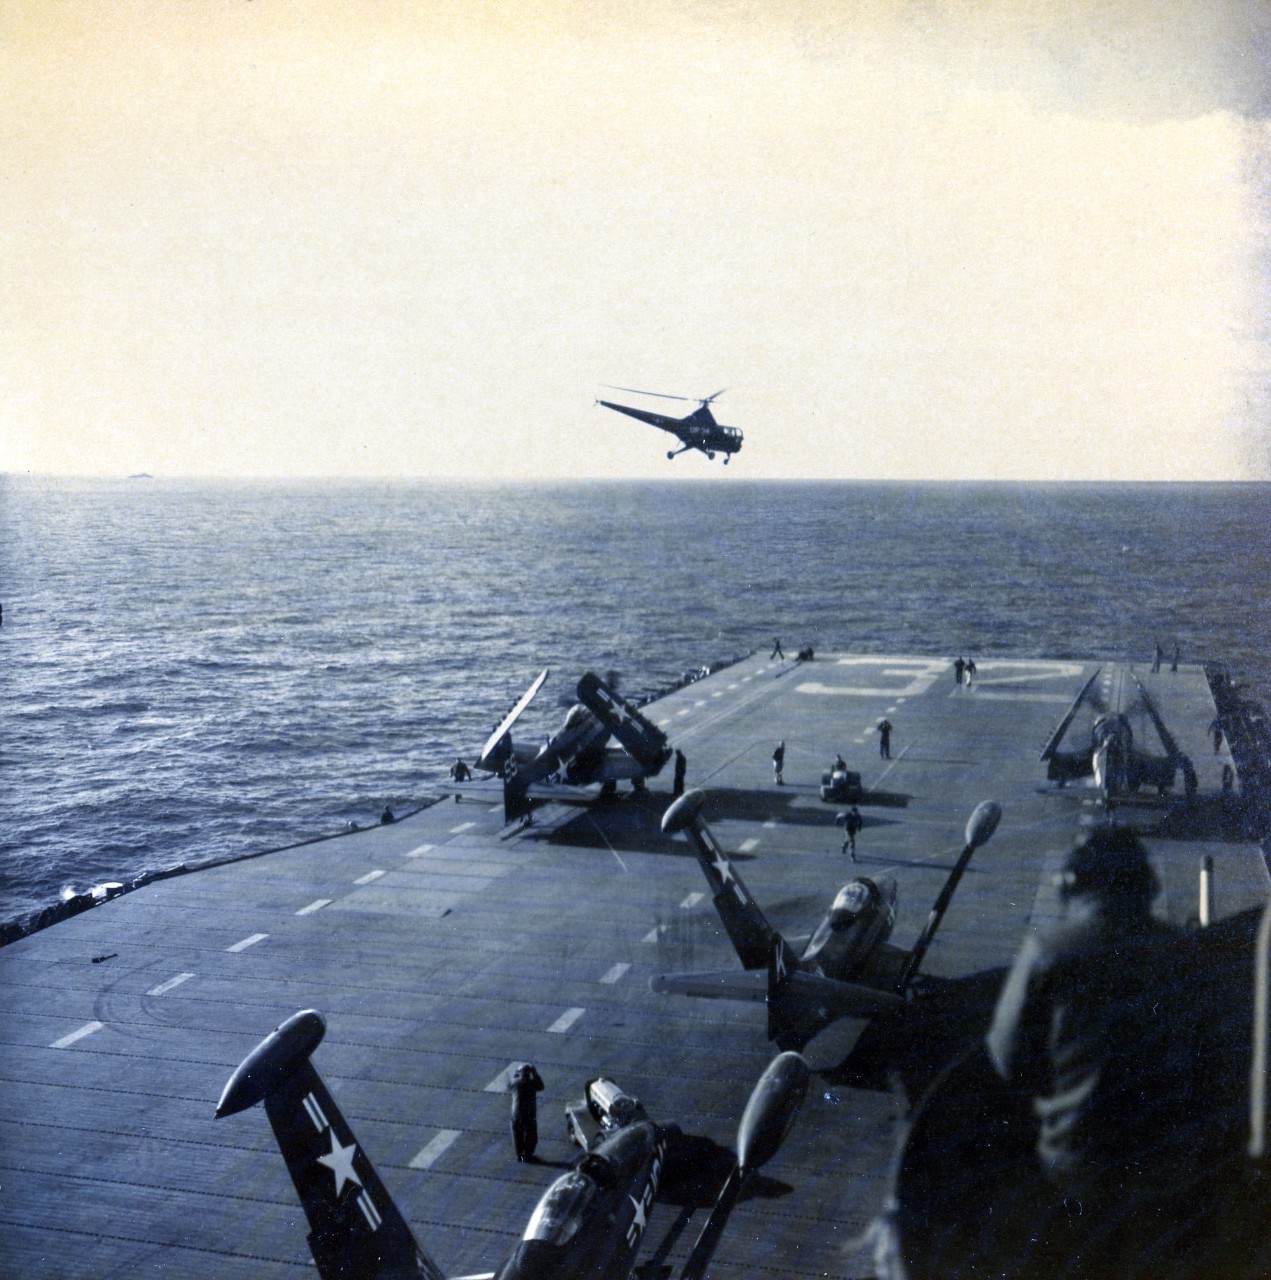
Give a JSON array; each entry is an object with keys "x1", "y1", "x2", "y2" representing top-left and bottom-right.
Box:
[{"x1": 596, "y1": 386, "x2": 744, "y2": 463}]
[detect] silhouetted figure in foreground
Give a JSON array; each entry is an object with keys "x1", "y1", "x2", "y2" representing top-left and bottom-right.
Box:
[
  {"x1": 876, "y1": 719, "x2": 893, "y2": 759},
  {"x1": 772, "y1": 740, "x2": 785, "y2": 785},
  {"x1": 987, "y1": 828, "x2": 1190, "y2": 1217},
  {"x1": 771, "y1": 637, "x2": 785, "y2": 660},
  {"x1": 508, "y1": 1063, "x2": 545, "y2": 1161},
  {"x1": 380, "y1": 805, "x2": 395, "y2": 825}
]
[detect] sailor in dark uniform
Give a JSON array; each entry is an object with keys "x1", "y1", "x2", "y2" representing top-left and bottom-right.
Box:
[
  {"x1": 987, "y1": 828, "x2": 1192, "y2": 1217},
  {"x1": 508, "y1": 1062, "x2": 545, "y2": 1161}
]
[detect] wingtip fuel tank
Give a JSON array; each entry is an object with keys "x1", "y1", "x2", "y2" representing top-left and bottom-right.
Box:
[
  {"x1": 215, "y1": 1008, "x2": 326, "y2": 1118},
  {"x1": 661, "y1": 788, "x2": 708, "y2": 835},
  {"x1": 736, "y1": 1050, "x2": 810, "y2": 1175}
]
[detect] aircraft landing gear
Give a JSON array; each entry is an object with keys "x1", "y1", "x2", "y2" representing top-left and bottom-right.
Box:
[
  {"x1": 723, "y1": 456, "x2": 730, "y2": 465},
  {"x1": 667, "y1": 450, "x2": 675, "y2": 460},
  {"x1": 707, "y1": 451, "x2": 716, "y2": 460}
]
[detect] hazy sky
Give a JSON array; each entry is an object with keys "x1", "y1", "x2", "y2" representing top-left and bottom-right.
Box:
[{"x1": 4, "y1": 1, "x2": 1269, "y2": 480}]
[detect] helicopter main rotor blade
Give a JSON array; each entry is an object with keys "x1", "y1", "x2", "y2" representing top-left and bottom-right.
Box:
[
  {"x1": 701, "y1": 388, "x2": 727, "y2": 404},
  {"x1": 599, "y1": 384, "x2": 697, "y2": 402}
]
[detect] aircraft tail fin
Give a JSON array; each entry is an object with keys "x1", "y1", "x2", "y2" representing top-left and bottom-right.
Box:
[
  {"x1": 502, "y1": 765, "x2": 532, "y2": 825},
  {"x1": 217, "y1": 1010, "x2": 445, "y2": 1280},
  {"x1": 662, "y1": 790, "x2": 772, "y2": 969},
  {"x1": 576, "y1": 672, "x2": 672, "y2": 773},
  {"x1": 766, "y1": 935, "x2": 807, "y2": 1049}
]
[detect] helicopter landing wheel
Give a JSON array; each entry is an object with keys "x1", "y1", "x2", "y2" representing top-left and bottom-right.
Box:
[
  {"x1": 707, "y1": 451, "x2": 716, "y2": 460},
  {"x1": 723, "y1": 456, "x2": 730, "y2": 465},
  {"x1": 667, "y1": 451, "x2": 675, "y2": 460}
]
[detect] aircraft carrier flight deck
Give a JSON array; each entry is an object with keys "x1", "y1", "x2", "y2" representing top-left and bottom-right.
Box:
[{"x1": 1, "y1": 651, "x2": 1265, "y2": 1279}]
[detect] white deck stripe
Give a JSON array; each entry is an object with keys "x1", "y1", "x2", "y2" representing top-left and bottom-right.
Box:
[
  {"x1": 547, "y1": 1007, "x2": 586, "y2": 1034},
  {"x1": 763, "y1": 819, "x2": 778, "y2": 829},
  {"x1": 147, "y1": 972, "x2": 194, "y2": 996},
  {"x1": 354, "y1": 869, "x2": 385, "y2": 885},
  {"x1": 450, "y1": 822, "x2": 475, "y2": 834},
  {"x1": 680, "y1": 891, "x2": 705, "y2": 909},
  {"x1": 599, "y1": 962, "x2": 631, "y2": 984},
  {"x1": 485, "y1": 1064, "x2": 518, "y2": 1092},
  {"x1": 406, "y1": 843, "x2": 435, "y2": 857},
  {"x1": 227, "y1": 933, "x2": 269, "y2": 953},
  {"x1": 296, "y1": 899, "x2": 331, "y2": 915},
  {"x1": 409, "y1": 1129, "x2": 462, "y2": 1170},
  {"x1": 738, "y1": 837, "x2": 759, "y2": 852},
  {"x1": 51, "y1": 1021, "x2": 103, "y2": 1049},
  {"x1": 642, "y1": 924, "x2": 667, "y2": 943}
]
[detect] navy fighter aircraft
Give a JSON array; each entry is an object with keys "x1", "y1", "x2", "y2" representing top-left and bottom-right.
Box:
[
  {"x1": 471, "y1": 670, "x2": 672, "y2": 822},
  {"x1": 652, "y1": 790, "x2": 1002, "y2": 1050},
  {"x1": 216, "y1": 1008, "x2": 808, "y2": 1280},
  {"x1": 596, "y1": 387, "x2": 743, "y2": 463},
  {"x1": 1041, "y1": 666, "x2": 1184, "y2": 800}
]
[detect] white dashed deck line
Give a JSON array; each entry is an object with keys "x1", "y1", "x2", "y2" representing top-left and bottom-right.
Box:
[
  {"x1": 643, "y1": 925, "x2": 668, "y2": 943},
  {"x1": 680, "y1": 891, "x2": 705, "y2": 909},
  {"x1": 886, "y1": 705, "x2": 898, "y2": 713},
  {"x1": 676, "y1": 709, "x2": 690, "y2": 717},
  {"x1": 695, "y1": 700, "x2": 706, "y2": 708},
  {"x1": 449, "y1": 822, "x2": 476, "y2": 834},
  {"x1": 147, "y1": 972, "x2": 194, "y2": 996},
  {"x1": 296, "y1": 899, "x2": 331, "y2": 916},
  {"x1": 728, "y1": 683, "x2": 740, "y2": 690},
  {"x1": 409, "y1": 1130, "x2": 463, "y2": 1170},
  {"x1": 547, "y1": 1008, "x2": 586, "y2": 1034},
  {"x1": 599, "y1": 963, "x2": 631, "y2": 984},
  {"x1": 489, "y1": 805, "x2": 504, "y2": 814},
  {"x1": 51, "y1": 1021, "x2": 104, "y2": 1049},
  {"x1": 406, "y1": 843, "x2": 435, "y2": 857},
  {"x1": 658, "y1": 719, "x2": 671, "y2": 728},
  {"x1": 485, "y1": 1065, "x2": 518, "y2": 1092},
  {"x1": 354, "y1": 869, "x2": 386, "y2": 885},
  {"x1": 712, "y1": 691, "x2": 723, "y2": 698},
  {"x1": 227, "y1": 933, "x2": 269, "y2": 953},
  {"x1": 763, "y1": 819, "x2": 779, "y2": 829},
  {"x1": 738, "y1": 837, "x2": 760, "y2": 853}
]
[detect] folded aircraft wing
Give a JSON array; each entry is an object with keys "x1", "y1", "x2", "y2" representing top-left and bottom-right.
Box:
[
  {"x1": 650, "y1": 969, "x2": 769, "y2": 1002},
  {"x1": 577, "y1": 672, "x2": 671, "y2": 773},
  {"x1": 1039, "y1": 666, "x2": 1102, "y2": 762}
]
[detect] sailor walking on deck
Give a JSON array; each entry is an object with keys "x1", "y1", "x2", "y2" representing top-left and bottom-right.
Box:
[
  {"x1": 838, "y1": 805, "x2": 862, "y2": 860},
  {"x1": 508, "y1": 1062, "x2": 545, "y2": 1161},
  {"x1": 876, "y1": 719, "x2": 893, "y2": 759},
  {"x1": 771, "y1": 637, "x2": 785, "y2": 661},
  {"x1": 773, "y1": 740, "x2": 785, "y2": 785}
]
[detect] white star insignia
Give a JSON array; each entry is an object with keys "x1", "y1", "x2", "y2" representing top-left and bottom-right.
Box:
[
  {"x1": 317, "y1": 1131, "x2": 363, "y2": 1198},
  {"x1": 628, "y1": 1193, "x2": 648, "y2": 1232},
  {"x1": 711, "y1": 852, "x2": 733, "y2": 884}
]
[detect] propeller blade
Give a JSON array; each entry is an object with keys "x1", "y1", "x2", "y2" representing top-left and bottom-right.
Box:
[{"x1": 701, "y1": 388, "x2": 727, "y2": 404}]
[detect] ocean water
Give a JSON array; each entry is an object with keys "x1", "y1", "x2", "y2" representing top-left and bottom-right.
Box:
[{"x1": 2, "y1": 475, "x2": 1269, "y2": 924}]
